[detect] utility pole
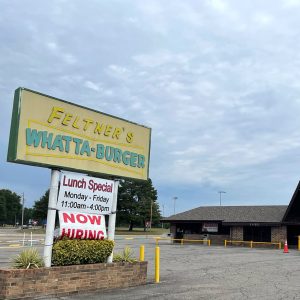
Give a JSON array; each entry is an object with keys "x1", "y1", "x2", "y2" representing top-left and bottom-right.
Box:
[
  {"x1": 173, "y1": 197, "x2": 178, "y2": 215},
  {"x1": 150, "y1": 199, "x2": 153, "y2": 230},
  {"x1": 161, "y1": 203, "x2": 165, "y2": 229},
  {"x1": 21, "y1": 193, "x2": 25, "y2": 229},
  {"x1": 218, "y1": 191, "x2": 226, "y2": 206}
]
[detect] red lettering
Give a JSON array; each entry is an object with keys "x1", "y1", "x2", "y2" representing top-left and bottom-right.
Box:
[
  {"x1": 87, "y1": 215, "x2": 101, "y2": 225},
  {"x1": 96, "y1": 230, "x2": 104, "y2": 240},
  {"x1": 88, "y1": 230, "x2": 95, "y2": 239},
  {"x1": 76, "y1": 214, "x2": 87, "y2": 223},
  {"x1": 75, "y1": 229, "x2": 84, "y2": 239},
  {"x1": 62, "y1": 175, "x2": 67, "y2": 186},
  {"x1": 63, "y1": 212, "x2": 75, "y2": 223}
]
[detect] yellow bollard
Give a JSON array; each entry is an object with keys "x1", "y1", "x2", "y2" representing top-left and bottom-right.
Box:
[
  {"x1": 208, "y1": 240, "x2": 211, "y2": 247},
  {"x1": 224, "y1": 240, "x2": 227, "y2": 247},
  {"x1": 181, "y1": 239, "x2": 183, "y2": 245},
  {"x1": 298, "y1": 236, "x2": 300, "y2": 251},
  {"x1": 250, "y1": 241, "x2": 253, "y2": 248},
  {"x1": 155, "y1": 246, "x2": 160, "y2": 283},
  {"x1": 140, "y1": 245, "x2": 145, "y2": 262},
  {"x1": 279, "y1": 242, "x2": 281, "y2": 250}
]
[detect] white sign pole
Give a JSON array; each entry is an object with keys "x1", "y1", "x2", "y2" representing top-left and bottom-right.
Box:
[
  {"x1": 107, "y1": 180, "x2": 119, "y2": 263},
  {"x1": 43, "y1": 169, "x2": 60, "y2": 267}
]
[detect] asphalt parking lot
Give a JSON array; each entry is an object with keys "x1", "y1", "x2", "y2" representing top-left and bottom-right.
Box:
[{"x1": 1, "y1": 229, "x2": 300, "y2": 299}]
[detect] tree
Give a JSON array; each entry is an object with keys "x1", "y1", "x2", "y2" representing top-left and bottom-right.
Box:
[
  {"x1": 32, "y1": 190, "x2": 49, "y2": 222},
  {"x1": 117, "y1": 178, "x2": 161, "y2": 231},
  {"x1": 0, "y1": 189, "x2": 22, "y2": 225},
  {"x1": 24, "y1": 207, "x2": 34, "y2": 224},
  {"x1": 0, "y1": 196, "x2": 7, "y2": 225}
]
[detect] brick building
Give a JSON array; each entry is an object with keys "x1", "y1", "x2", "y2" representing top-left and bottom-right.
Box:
[{"x1": 162, "y1": 182, "x2": 300, "y2": 247}]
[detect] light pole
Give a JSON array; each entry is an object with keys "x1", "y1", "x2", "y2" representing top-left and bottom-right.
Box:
[
  {"x1": 21, "y1": 193, "x2": 25, "y2": 229},
  {"x1": 218, "y1": 191, "x2": 226, "y2": 206},
  {"x1": 161, "y1": 204, "x2": 165, "y2": 229},
  {"x1": 173, "y1": 197, "x2": 178, "y2": 215},
  {"x1": 150, "y1": 200, "x2": 153, "y2": 230}
]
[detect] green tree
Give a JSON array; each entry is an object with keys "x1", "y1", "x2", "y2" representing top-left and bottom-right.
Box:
[
  {"x1": 0, "y1": 189, "x2": 22, "y2": 225},
  {"x1": 117, "y1": 178, "x2": 161, "y2": 231},
  {"x1": 0, "y1": 196, "x2": 7, "y2": 225},
  {"x1": 24, "y1": 207, "x2": 34, "y2": 224},
  {"x1": 32, "y1": 190, "x2": 49, "y2": 222}
]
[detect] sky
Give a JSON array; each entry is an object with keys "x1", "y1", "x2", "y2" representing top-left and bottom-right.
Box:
[{"x1": 1, "y1": 0, "x2": 300, "y2": 216}]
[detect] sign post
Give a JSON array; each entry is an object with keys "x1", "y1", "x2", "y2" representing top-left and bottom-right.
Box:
[
  {"x1": 7, "y1": 87, "x2": 151, "y2": 267},
  {"x1": 43, "y1": 169, "x2": 60, "y2": 267},
  {"x1": 107, "y1": 180, "x2": 119, "y2": 263}
]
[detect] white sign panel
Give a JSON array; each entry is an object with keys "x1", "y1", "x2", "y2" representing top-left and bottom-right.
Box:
[
  {"x1": 202, "y1": 223, "x2": 218, "y2": 233},
  {"x1": 57, "y1": 173, "x2": 114, "y2": 215},
  {"x1": 58, "y1": 211, "x2": 107, "y2": 240}
]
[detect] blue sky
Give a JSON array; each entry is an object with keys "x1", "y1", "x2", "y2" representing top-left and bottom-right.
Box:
[{"x1": 1, "y1": 0, "x2": 300, "y2": 216}]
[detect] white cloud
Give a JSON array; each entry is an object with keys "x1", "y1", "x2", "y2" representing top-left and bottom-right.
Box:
[
  {"x1": 84, "y1": 80, "x2": 100, "y2": 91},
  {"x1": 2, "y1": 0, "x2": 300, "y2": 209}
]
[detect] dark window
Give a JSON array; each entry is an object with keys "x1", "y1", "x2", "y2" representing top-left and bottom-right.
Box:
[{"x1": 243, "y1": 226, "x2": 271, "y2": 242}]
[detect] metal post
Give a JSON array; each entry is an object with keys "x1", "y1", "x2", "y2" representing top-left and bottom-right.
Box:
[
  {"x1": 161, "y1": 204, "x2": 164, "y2": 229},
  {"x1": 155, "y1": 246, "x2": 160, "y2": 283},
  {"x1": 43, "y1": 169, "x2": 60, "y2": 267},
  {"x1": 150, "y1": 200, "x2": 153, "y2": 230},
  {"x1": 107, "y1": 180, "x2": 119, "y2": 263},
  {"x1": 173, "y1": 197, "x2": 178, "y2": 215},
  {"x1": 218, "y1": 191, "x2": 226, "y2": 206},
  {"x1": 140, "y1": 245, "x2": 145, "y2": 262},
  {"x1": 21, "y1": 193, "x2": 25, "y2": 229}
]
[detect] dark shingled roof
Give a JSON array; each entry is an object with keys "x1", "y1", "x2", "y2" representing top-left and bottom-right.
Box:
[{"x1": 163, "y1": 205, "x2": 288, "y2": 224}]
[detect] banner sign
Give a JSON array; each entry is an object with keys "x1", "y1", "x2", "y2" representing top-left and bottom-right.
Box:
[
  {"x1": 58, "y1": 211, "x2": 107, "y2": 240},
  {"x1": 7, "y1": 88, "x2": 151, "y2": 180},
  {"x1": 57, "y1": 173, "x2": 114, "y2": 215},
  {"x1": 202, "y1": 223, "x2": 218, "y2": 233}
]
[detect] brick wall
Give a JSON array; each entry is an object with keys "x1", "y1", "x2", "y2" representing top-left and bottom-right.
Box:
[
  {"x1": 231, "y1": 226, "x2": 243, "y2": 241},
  {"x1": 0, "y1": 261, "x2": 147, "y2": 300},
  {"x1": 271, "y1": 226, "x2": 287, "y2": 243}
]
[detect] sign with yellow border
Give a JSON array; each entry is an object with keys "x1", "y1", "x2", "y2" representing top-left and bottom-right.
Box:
[{"x1": 7, "y1": 88, "x2": 151, "y2": 180}]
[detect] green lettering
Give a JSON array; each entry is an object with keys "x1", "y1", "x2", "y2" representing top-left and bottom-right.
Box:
[
  {"x1": 80, "y1": 140, "x2": 91, "y2": 156},
  {"x1": 73, "y1": 138, "x2": 83, "y2": 155},
  {"x1": 26, "y1": 128, "x2": 42, "y2": 147},
  {"x1": 122, "y1": 151, "x2": 130, "y2": 165},
  {"x1": 96, "y1": 144, "x2": 104, "y2": 159},
  {"x1": 51, "y1": 135, "x2": 64, "y2": 152}
]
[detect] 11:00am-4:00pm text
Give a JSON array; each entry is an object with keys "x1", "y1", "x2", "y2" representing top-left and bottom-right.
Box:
[{"x1": 60, "y1": 201, "x2": 110, "y2": 213}]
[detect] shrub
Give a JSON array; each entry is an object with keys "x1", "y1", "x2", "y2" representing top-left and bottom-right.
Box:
[
  {"x1": 113, "y1": 246, "x2": 138, "y2": 263},
  {"x1": 12, "y1": 248, "x2": 44, "y2": 269},
  {"x1": 52, "y1": 238, "x2": 114, "y2": 266}
]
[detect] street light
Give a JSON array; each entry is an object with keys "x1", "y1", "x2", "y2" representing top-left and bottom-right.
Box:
[
  {"x1": 161, "y1": 204, "x2": 165, "y2": 229},
  {"x1": 149, "y1": 200, "x2": 153, "y2": 230},
  {"x1": 173, "y1": 197, "x2": 178, "y2": 215},
  {"x1": 21, "y1": 193, "x2": 25, "y2": 229},
  {"x1": 218, "y1": 191, "x2": 226, "y2": 206}
]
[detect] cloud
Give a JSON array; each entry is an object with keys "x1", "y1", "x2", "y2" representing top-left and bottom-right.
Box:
[{"x1": 1, "y1": 0, "x2": 300, "y2": 211}]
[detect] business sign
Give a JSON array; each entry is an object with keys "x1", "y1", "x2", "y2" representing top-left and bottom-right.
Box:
[
  {"x1": 7, "y1": 88, "x2": 151, "y2": 180},
  {"x1": 202, "y1": 223, "x2": 218, "y2": 233},
  {"x1": 57, "y1": 172, "x2": 114, "y2": 215},
  {"x1": 58, "y1": 211, "x2": 107, "y2": 240}
]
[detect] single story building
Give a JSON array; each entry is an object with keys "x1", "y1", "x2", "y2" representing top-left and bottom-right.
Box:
[{"x1": 162, "y1": 182, "x2": 300, "y2": 246}]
